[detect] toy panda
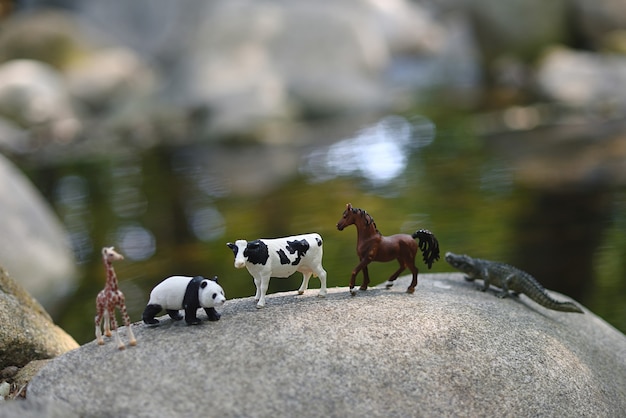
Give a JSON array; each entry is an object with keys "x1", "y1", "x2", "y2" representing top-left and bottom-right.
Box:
[{"x1": 142, "y1": 275, "x2": 226, "y2": 325}]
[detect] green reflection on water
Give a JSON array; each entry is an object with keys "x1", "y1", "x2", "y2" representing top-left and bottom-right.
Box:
[{"x1": 23, "y1": 113, "x2": 626, "y2": 344}]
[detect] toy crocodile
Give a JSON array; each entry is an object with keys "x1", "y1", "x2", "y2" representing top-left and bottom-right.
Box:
[{"x1": 445, "y1": 252, "x2": 583, "y2": 313}]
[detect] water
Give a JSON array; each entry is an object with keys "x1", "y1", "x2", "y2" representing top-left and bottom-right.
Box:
[{"x1": 19, "y1": 111, "x2": 626, "y2": 343}]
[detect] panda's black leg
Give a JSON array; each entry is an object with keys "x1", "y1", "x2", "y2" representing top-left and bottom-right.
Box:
[
  {"x1": 184, "y1": 307, "x2": 200, "y2": 325},
  {"x1": 205, "y1": 307, "x2": 221, "y2": 321},
  {"x1": 167, "y1": 310, "x2": 184, "y2": 321},
  {"x1": 142, "y1": 304, "x2": 162, "y2": 325}
]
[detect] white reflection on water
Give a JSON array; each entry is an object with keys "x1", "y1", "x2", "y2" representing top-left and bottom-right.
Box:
[
  {"x1": 302, "y1": 115, "x2": 435, "y2": 186},
  {"x1": 116, "y1": 225, "x2": 156, "y2": 261},
  {"x1": 189, "y1": 205, "x2": 226, "y2": 242}
]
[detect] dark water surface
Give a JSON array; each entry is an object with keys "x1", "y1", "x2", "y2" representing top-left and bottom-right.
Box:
[{"x1": 21, "y1": 112, "x2": 626, "y2": 343}]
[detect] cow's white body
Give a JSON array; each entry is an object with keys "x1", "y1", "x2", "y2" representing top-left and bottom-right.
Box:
[{"x1": 227, "y1": 233, "x2": 327, "y2": 308}]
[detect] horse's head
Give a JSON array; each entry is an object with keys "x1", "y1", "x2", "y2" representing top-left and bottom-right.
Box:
[{"x1": 336, "y1": 203, "x2": 357, "y2": 231}]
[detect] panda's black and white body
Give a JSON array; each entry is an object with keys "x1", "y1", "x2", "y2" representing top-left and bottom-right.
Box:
[{"x1": 142, "y1": 275, "x2": 226, "y2": 325}]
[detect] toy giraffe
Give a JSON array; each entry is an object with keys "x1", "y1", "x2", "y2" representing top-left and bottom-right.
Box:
[{"x1": 95, "y1": 247, "x2": 136, "y2": 349}]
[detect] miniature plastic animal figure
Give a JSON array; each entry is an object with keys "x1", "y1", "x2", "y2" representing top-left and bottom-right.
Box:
[
  {"x1": 445, "y1": 252, "x2": 584, "y2": 313},
  {"x1": 142, "y1": 275, "x2": 226, "y2": 325},
  {"x1": 227, "y1": 233, "x2": 327, "y2": 308},
  {"x1": 95, "y1": 247, "x2": 136, "y2": 349},
  {"x1": 336, "y1": 203, "x2": 440, "y2": 294}
]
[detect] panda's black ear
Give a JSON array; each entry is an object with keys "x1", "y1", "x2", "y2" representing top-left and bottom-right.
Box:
[
  {"x1": 210, "y1": 276, "x2": 219, "y2": 283},
  {"x1": 200, "y1": 280, "x2": 208, "y2": 289}
]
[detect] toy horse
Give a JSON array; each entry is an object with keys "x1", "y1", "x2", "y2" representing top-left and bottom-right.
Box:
[
  {"x1": 336, "y1": 203, "x2": 440, "y2": 294},
  {"x1": 95, "y1": 247, "x2": 136, "y2": 349}
]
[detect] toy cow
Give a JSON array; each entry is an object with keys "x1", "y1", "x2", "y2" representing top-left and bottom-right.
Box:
[{"x1": 226, "y1": 233, "x2": 327, "y2": 308}]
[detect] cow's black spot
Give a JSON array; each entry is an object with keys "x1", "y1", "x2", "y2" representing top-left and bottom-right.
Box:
[
  {"x1": 286, "y1": 239, "x2": 310, "y2": 266},
  {"x1": 227, "y1": 243, "x2": 238, "y2": 256},
  {"x1": 244, "y1": 240, "x2": 270, "y2": 265},
  {"x1": 277, "y1": 249, "x2": 290, "y2": 265}
]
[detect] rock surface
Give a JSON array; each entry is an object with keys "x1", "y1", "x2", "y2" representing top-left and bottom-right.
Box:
[
  {"x1": 0, "y1": 267, "x2": 79, "y2": 370},
  {"x1": 27, "y1": 273, "x2": 626, "y2": 417}
]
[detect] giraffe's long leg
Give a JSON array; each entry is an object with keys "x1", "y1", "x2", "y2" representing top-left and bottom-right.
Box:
[
  {"x1": 95, "y1": 309, "x2": 104, "y2": 345},
  {"x1": 103, "y1": 310, "x2": 112, "y2": 337},
  {"x1": 108, "y1": 309, "x2": 125, "y2": 350},
  {"x1": 118, "y1": 297, "x2": 136, "y2": 346},
  {"x1": 95, "y1": 294, "x2": 107, "y2": 344}
]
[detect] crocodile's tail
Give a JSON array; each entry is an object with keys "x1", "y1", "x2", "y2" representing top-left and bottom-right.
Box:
[
  {"x1": 517, "y1": 273, "x2": 584, "y2": 313},
  {"x1": 412, "y1": 229, "x2": 440, "y2": 269}
]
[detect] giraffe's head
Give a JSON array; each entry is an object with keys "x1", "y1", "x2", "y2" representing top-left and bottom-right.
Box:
[{"x1": 102, "y1": 247, "x2": 124, "y2": 262}]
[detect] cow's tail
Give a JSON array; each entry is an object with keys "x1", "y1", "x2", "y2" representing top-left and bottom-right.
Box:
[{"x1": 412, "y1": 229, "x2": 440, "y2": 269}]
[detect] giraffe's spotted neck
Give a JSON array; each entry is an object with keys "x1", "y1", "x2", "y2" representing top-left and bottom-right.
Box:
[{"x1": 104, "y1": 259, "x2": 119, "y2": 292}]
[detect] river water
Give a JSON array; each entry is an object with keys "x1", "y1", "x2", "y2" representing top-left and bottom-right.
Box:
[{"x1": 20, "y1": 111, "x2": 626, "y2": 343}]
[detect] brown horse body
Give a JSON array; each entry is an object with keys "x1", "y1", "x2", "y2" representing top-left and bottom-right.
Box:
[{"x1": 336, "y1": 203, "x2": 440, "y2": 294}]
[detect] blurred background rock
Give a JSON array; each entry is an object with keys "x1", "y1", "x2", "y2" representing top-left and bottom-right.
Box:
[{"x1": 0, "y1": 0, "x2": 624, "y2": 343}]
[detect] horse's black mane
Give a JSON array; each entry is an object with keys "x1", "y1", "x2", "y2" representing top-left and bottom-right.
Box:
[{"x1": 352, "y1": 207, "x2": 379, "y2": 233}]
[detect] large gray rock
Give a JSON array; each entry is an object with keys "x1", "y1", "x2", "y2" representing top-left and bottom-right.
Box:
[
  {"x1": 0, "y1": 397, "x2": 77, "y2": 418},
  {"x1": 0, "y1": 266, "x2": 79, "y2": 370},
  {"x1": 27, "y1": 273, "x2": 625, "y2": 417},
  {"x1": 0, "y1": 153, "x2": 77, "y2": 310}
]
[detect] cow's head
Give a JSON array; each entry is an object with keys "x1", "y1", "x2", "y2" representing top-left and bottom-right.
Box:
[
  {"x1": 227, "y1": 239, "x2": 270, "y2": 267},
  {"x1": 227, "y1": 240, "x2": 248, "y2": 268}
]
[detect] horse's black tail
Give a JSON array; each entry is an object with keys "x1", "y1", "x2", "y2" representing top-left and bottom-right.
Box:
[{"x1": 412, "y1": 229, "x2": 440, "y2": 269}]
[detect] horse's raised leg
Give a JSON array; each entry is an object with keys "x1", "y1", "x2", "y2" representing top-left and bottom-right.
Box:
[
  {"x1": 297, "y1": 271, "x2": 312, "y2": 295},
  {"x1": 384, "y1": 264, "x2": 407, "y2": 289}
]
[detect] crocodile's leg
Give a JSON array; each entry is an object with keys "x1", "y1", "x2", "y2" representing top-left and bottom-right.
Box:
[
  {"x1": 479, "y1": 268, "x2": 491, "y2": 292},
  {"x1": 495, "y1": 273, "x2": 515, "y2": 298}
]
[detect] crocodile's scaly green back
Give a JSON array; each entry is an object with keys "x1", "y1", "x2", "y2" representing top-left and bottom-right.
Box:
[{"x1": 446, "y1": 252, "x2": 583, "y2": 313}]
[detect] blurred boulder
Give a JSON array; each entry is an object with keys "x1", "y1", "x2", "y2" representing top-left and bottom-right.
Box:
[
  {"x1": 0, "y1": 10, "x2": 91, "y2": 69},
  {"x1": 0, "y1": 1, "x2": 486, "y2": 143},
  {"x1": 0, "y1": 117, "x2": 28, "y2": 154},
  {"x1": 0, "y1": 153, "x2": 77, "y2": 310},
  {"x1": 461, "y1": 0, "x2": 568, "y2": 60},
  {"x1": 573, "y1": 0, "x2": 626, "y2": 50},
  {"x1": 64, "y1": 47, "x2": 159, "y2": 111},
  {"x1": 17, "y1": 0, "x2": 479, "y2": 140},
  {"x1": 0, "y1": 59, "x2": 81, "y2": 144},
  {"x1": 536, "y1": 46, "x2": 626, "y2": 107}
]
